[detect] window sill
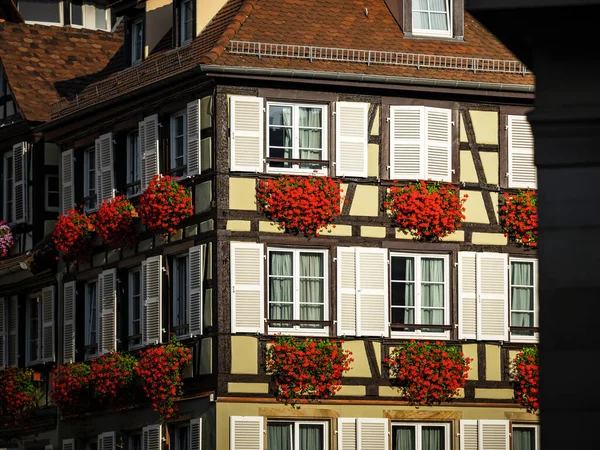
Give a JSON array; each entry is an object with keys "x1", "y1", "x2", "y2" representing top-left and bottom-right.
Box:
[
  {"x1": 390, "y1": 330, "x2": 450, "y2": 340},
  {"x1": 266, "y1": 167, "x2": 329, "y2": 177},
  {"x1": 268, "y1": 327, "x2": 330, "y2": 337}
]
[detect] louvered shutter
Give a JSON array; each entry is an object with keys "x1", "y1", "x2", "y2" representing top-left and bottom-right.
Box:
[
  {"x1": 425, "y1": 107, "x2": 452, "y2": 181},
  {"x1": 460, "y1": 420, "x2": 478, "y2": 450},
  {"x1": 99, "y1": 269, "x2": 117, "y2": 354},
  {"x1": 230, "y1": 416, "x2": 264, "y2": 450},
  {"x1": 335, "y1": 102, "x2": 369, "y2": 177},
  {"x1": 139, "y1": 119, "x2": 147, "y2": 189},
  {"x1": 477, "y1": 253, "x2": 508, "y2": 341},
  {"x1": 458, "y1": 252, "x2": 477, "y2": 340},
  {"x1": 62, "y1": 438, "x2": 75, "y2": 450},
  {"x1": 61, "y1": 149, "x2": 75, "y2": 214},
  {"x1": 0, "y1": 297, "x2": 5, "y2": 369},
  {"x1": 356, "y1": 248, "x2": 388, "y2": 337},
  {"x1": 357, "y1": 418, "x2": 388, "y2": 450},
  {"x1": 508, "y1": 115, "x2": 536, "y2": 189},
  {"x1": 63, "y1": 281, "x2": 76, "y2": 363},
  {"x1": 230, "y1": 96, "x2": 264, "y2": 172},
  {"x1": 230, "y1": 243, "x2": 264, "y2": 334},
  {"x1": 7, "y1": 296, "x2": 17, "y2": 366},
  {"x1": 143, "y1": 256, "x2": 163, "y2": 345},
  {"x1": 98, "y1": 432, "x2": 116, "y2": 450},
  {"x1": 190, "y1": 418, "x2": 202, "y2": 450},
  {"x1": 337, "y1": 247, "x2": 357, "y2": 336},
  {"x1": 338, "y1": 418, "x2": 357, "y2": 450},
  {"x1": 479, "y1": 420, "x2": 509, "y2": 450},
  {"x1": 41, "y1": 286, "x2": 55, "y2": 362},
  {"x1": 96, "y1": 132, "x2": 115, "y2": 205},
  {"x1": 12, "y1": 141, "x2": 27, "y2": 223},
  {"x1": 95, "y1": 138, "x2": 103, "y2": 208},
  {"x1": 143, "y1": 425, "x2": 162, "y2": 450},
  {"x1": 187, "y1": 100, "x2": 202, "y2": 176},
  {"x1": 390, "y1": 106, "x2": 424, "y2": 180},
  {"x1": 189, "y1": 245, "x2": 203, "y2": 336},
  {"x1": 142, "y1": 115, "x2": 160, "y2": 190}
]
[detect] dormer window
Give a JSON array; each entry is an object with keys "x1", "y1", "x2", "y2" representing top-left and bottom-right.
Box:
[
  {"x1": 412, "y1": 0, "x2": 451, "y2": 37},
  {"x1": 17, "y1": 0, "x2": 63, "y2": 26},
  {"x1": 131, "y1": 17, "x2": 144, "y2": 65},
  {"x1": 180, "y1": 0, "x2": 193, "y2": 45}
]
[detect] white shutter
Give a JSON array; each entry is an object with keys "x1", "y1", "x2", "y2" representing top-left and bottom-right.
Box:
[
  {"x1": 477, "y1": 253, "x2": 508, "y2": 341},
  {"x1": 230, "y1": 416, "x2": 264, "y2": 450},
  {"x1": 338, "y1": 418, "x2": 357, "y2": 450},
  {"x1": 142, "y1": 114, "x2": 160, "y2": 190},
  {"x1": 190, "y1": 417, "x2": 202, "y2": 450},
  {"x1": 425, "y1": 107, "x2": 452, "y2": 181},
  {"x1": 12, "y1": 141, "x2": 27, "y2": 223},
  {"x1": 62, "y1": 439, "x2": 75, "y2": 450},
  {"x1": 143, "y1": 255, "x2": 163, "y2": 345},
  {"x1": 42, "y1": 286, "x2": 55, "y2": 362},
  {"x1": 61, "y1": 149, "x2": 75, "y2": 214},
  {"x1": 187, "y1": 100, "x2": 202, "y2": 176},
  {"x1": 357, "y1": 418, "x2": 388, "y2": 450},
  {"x1": 479, "y1": 420, "x2": 509, "y2": 450},
  {"x1": 230, "y1": 96, "x2": 264, "y2": 172},
  {"x1": 460, "y1": 420, "x2": 478, "y2": 450},
  {"x1": 458, "y1": 252, "x2": 477, "y2": 340},
  {"x1": 335, "y1": 101, "x2": 369, "y2": 177},
  {"x1": 508, "y1": 115, "x2": 536, "y2": 189},
  {"x1": 96, "y1": 132, "x2": 115, "y2": 205},
  {"x1": 98, "y1": 432, "x2": 116, "y2": 450},
  {"x1": 139, "y1": 119, "x2": 147, "y2": 189},
  {"x1": 7, "y1": 296, "x2": 18, "y2": 366},
  {"x1": 95, "y1": 138, "x2": 103, "y2": 208},
  {"x1": 143, "y1": 425, "x2": 162, "y2": 450},
  {"x1": 189, "y1": 245, "x2": 203, "y2": 336},
  {"x1": 230, "y1": 242, "x2": 264, "y2": 334},
  {"x1": 0, "y1": 297, "x2": 5, "y2": 370},
  {"x1": 390, "y1": 106, "x2": 424, "y2": 180},
  {"x1": 337, "y1": 247, "x2": 357, "y2": 336},
  {"x1": 63, "y1": 281, "x2": 76, "y2": 363},
  {"x1": 356, "y1": 248, "x2": 388, "y2": 337},
  {"x1": 99, "y1": 269, "x2": 117, "y2": 354}
]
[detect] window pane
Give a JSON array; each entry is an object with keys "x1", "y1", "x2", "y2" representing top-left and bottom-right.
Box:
[
  {"x1": 422, "y1": 258, "x2": 443, "y2": 282},
  {"x1": 511, "y1": 262, "x2": 533, "y2": 285},
  {"x1": 299, "y1": 424, "x2": 323, "y2": 450},
  {"x1": 299, "y1": 252, "x2": 324, "y2": 327},
  {"x1": 71, "y1": 0, "x2": 83, "y2": 25},
  {"x1": 48, "y1": 192, "x2": 60, "y2": 208},
  {"x1": 429, "y1": 0, "x2": 447, "y2": 12},
  {"x1": 48, "y1": 175, "x2": 59, "y2": 191},
  {"x1": 392, "y1": 257, "x2": 414, "y2": 281},
  {"x1": 513, "y1": 428, "x2": 535, "y2": 450},
  {"x1": 269, "y1": 252, "x2": 293, "y2": 326},
  {"x1": 299, "y1": 107, "x2": 322, "y2": 127},
  {"x1": 267, "y1": 423, "x2": 292, "y2": 450},
  {"x1": 95, "y1": 6, "x2": 107, "y2": 30},
  {"x1": 429, "y1": 13, "x2": 448, "y2": 31},
  {"x1": 18, "y1": 0, "x2": 61, "y2": 23},
  {"x1": 393, "y1": 426, "x2": 415, "y2": 450},
  {"x1": 415, "y1": 0, "x2": 429, "y2": 9},
  {"x1": 269, "y1": 106, "x2": 292, "y2": 126},
  {"x1": 269, "y1": 127, "x2": 293, "y2": 149},
  {"x1": 422, "y1": 426, "x2": 445, "y2": 450},
  {"x1": 413, "y1": 11, "x2": 429, "y2": 29}
]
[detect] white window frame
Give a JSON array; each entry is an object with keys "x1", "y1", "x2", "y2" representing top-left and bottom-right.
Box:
[
  {"x1": 128, "y1": 267, "x2": 143, "y2": 350},
  {"x1": 127, "y1": 130, "x2": 142, "y2": 197},
  {"x1": 412, "y1": 0, "x2": 452, "y2": 38},
  {"x1": 26, "y1": 294, "x2": 43, "y2": 366},
  {"x1": 390, "y1": 252, "x2": 450, "y2": 340},
  {"x1": 267, "y1": 420, "x2": 329, "y2": 450},
  {"x1": 509, "y1": 258, "x2": 539, "y2": 343},
  {"x1": 391, "y1": 422, "x2": 451, "y2": 450},
  {"x1": 69, "y1": 0, "x2": 84, "y2": 27},
  {"x1": 266, "y1": 102, "x2": 329, "y2": 175},
  {"x1": 19, "y1": 0, "x2": 64, "y2": 26},
  {"x1": 84, "y1": 280, "x2": 99, "y2": 360},
  {"x1": 180, "y1": 0, "x2": 193, "y2": 45},
  {"x1": 131, "y1": 17, "x2": 144, "y2": 66},
  {"x1": 267, "y1": 247, "x2": 329, "y2": 336},
  {"x1": 172, "y1": 253, "x2": 190, "y2": 338},
  {"x1": 83, "y1": 147, "x2": 97, "y2": 212},
  {"x1": 2, "y1": 152, "x2": 13, "y2": 223},
  {"x1": 172, "y1": 422, "x2": 190, "y2": 450},
  {"x1": 45, "y1": 173, "x2": 60, "y2": 212},
  {"x1": 170, "y1": 110, "x2": 188, "y2": 175},
  {"x1": 512, "y1": 424, "x2": 539, "y2": 450}
]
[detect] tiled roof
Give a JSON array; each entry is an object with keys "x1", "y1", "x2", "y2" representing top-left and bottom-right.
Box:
[{"x1": 0, "y1": 21, "x2": 124, "y2": 122}]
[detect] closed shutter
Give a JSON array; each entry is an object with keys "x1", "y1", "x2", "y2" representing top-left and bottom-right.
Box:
[
  {"x1": 7, "y1": 296, "x2": 18, "y2": 366},
  {"x1": 425, "y1": 107, "x2": 452, "y2": 181},
  {"x1": 357, "y1": 418, "x2": 388, "y2": 450},
  {"x1": 508, "y1": 115, "x2": 536, "y2": 189},
  {"x1": 12, "y1": 141, "x2": 27, "y2": 223},
  {"x1": 390, "y1": 106, "x2": 424, "y2": 180},
  {"x1": 230, "y1": 416, "x2": 264, "y2": 450},
  {"x1": 356, "y1": 248, "x2": 388, "y2": 337},
  {"x1": 41, "y1": 286, "x2": 55, "y2": 362},
  {"x1": 62, "y1": 439, "x2": 75, "y2": 450},
  {"x1": 479, "y1": 420, "x2": 509, "y2": 450},
  {"x1": 189, "y1": 245, "x2": 203, "y2": 336},
  {"x1": 143, "y1": 425, "x2": 162, "y2": 450},
  {"x1": 63, "y1": 281, "x2": 76, "y2": 363},
  {"x1": 337, "y1": 247, "x2": 357, "y2": 336},
  {"x1": 477, "y1": 253, "x2": 508, "y2": 341},
  {"x1": 190, "y1": 417, "x2": 202, "y2": 450},
  {"x1": 338, "y1": 418, "x2": 357, "y2": 450},
  {"x1": 335, "y1": 102, "x2": 369, "y2": 177},
  {"x1": 0, "y1": 297, "x2": 5, "y2": 369},
  {"x1": 230, "y1": 243, "x2": 264, "y2": 334},
  {"x1": 230, "y1": 96, "x2": 264, "y2": 172},
  {"x1": 98, "y1": 432, "x2": 116, "y2": 450},
  {"x1": 61, "y1": 149, "x2": 75, "y2": 214},
  {"x1": 458, "y1": 252, "x2": 477, "y2": 340},
  {"x1": 143, "y1": 256, "x2": 163, "y2": 345},
  {"x1": 96, "y1": 132, "x2": 115, "y2": 205},
  {"x1": 187, "y1": 100, "x2": 202, "y2": 176},
  {"x1": 142, "y1": 114, "x2": 160, "y2": 190},
  {"x1": 99, "y1": 269, "x2": 117, "y2": 354},
  {"x1": 460, "y1": 420, "x2": 478, "y2": 450}
]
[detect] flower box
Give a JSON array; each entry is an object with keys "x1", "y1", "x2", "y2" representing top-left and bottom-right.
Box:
[{"x1": 500, "y1": 190, "x2": 538, "y2": 248}]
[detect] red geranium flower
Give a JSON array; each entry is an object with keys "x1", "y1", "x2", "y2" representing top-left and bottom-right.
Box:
[
  {"x1": 510, "y1": 347, "x2": 539, "y2": 413},
  {"x1": 50, "y1": 362, "x2": 91, "y2": 415},
  {"x1": 89, "y1": 352, "x2": 137, "y2": 405},
  {"x1": 52, "y1": 207, "x2": 95, "y2": 263},
  {"x1": 0, "y1": 367, "x2": 38, "y2": 427},
  {"x1": 95, "y1": 196, "x2": 138, "y2": 249},
  {"x1": 500, "y1": 190, "x2": 538, "y2": 249}
]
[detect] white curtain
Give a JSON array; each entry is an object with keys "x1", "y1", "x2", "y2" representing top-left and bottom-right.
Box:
[
  {"x1": 299, "y1": 253, "x2": 324, "y2": 328},
  {"x1": 299, "y1": 107, "x2": 322, "y2": 161},
  {"x1": 269, "y1": 252, "x2": 293, "y2": 326},
  {"x1": 421, "y1": 258, "x2": 444, "y2": 325},
  {"x1": 391, "y1": 257, "x2": 415, "y2": 325},
  {"x1": 511, "y1": 262, "x2": 534, "y2": 334},
  {"x1": 269, "y1": 106, "x2": 293, "y2": 161}
]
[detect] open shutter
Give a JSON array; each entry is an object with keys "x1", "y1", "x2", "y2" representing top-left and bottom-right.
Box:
[
  {"x1": 7, "y1": 296, "x2": 18, "y2": 366},
  {"x1": 477, "y1": 253, "x2": 508, "y2": 341},
  {"x1": 335, "y1": 102, "x2": 368, "y2": 177},
  {"x1": 139, "y1": 119, "x2": 147, "y2": 189},
  {"x1": 95, "y1": 138, "x2": 103, "y2": 208},
  {"x1": 337, "y1": 247, "x2": 357, "y2": 336},
  {"x1": 142, "y1": 114, "x2": 160, "y2": 189},
  {"x1": 189, "y1": 245, "x2": 203, "y2": 336},
  {"x1": 356, "y1": 248, "x2": 388, "y2": 337},
  {"x1": 230, "y1": 243, "x2": 264, "y2": 333},
  {"x1": 357, "y1": 418, "x2": 388, "y2": 450},
  {"x1": 0, "y1": 298, "x2": 5, "y2": 370},
  {"x1": 479, "y1": 420, "x2": 509, "y2": 450},
  {"x1": 425, "y1": 107, "x2": 452, "y2": 181},
  {"x1": 96, "y1": 132, "x2": 115, "y2": 205},
  {"x1": 508, "y1": 115, "x2": 536, "y2": 189},
  {"x1": 143, "y1": 425, "x2": 162, "y2": 450},
  {"x1": 230, "y1": 96, "x2": 264, "y2": 172},
  {"x1": 98, "y1": 432, "x2": 116, "y2": 450},
  {"x1": 143, "y1": 256, "x2": 163, "y2": 345},
  {"x1": 460, "y1": 420, "x2": 478, "y2": 450},
  {"x1": 230, "y1": 416, "x2": 264, "y2": 450},
  {"x1": 458, "y1": 252, "x2": 477, "y2": 340},
  {"x1": 12, "y1": 141, "x2": 27, "y2": 223},
  {"x1": 390, "y1": 106, "x2": 424, "y2": 180},
  {"x1": 42, "y1": 286, "x2": 55, "y2": 362},
  {"x1": 187, "y1": 100, "x2": 202, "y2": 176},
  {"x1": 63, "y1": 281, "x2": 76, "y2": 363},
  {"x1": 99, "y1": 269, "x2": 117, "y2": 354},
  {"x1": 338, "y1": 418, "x2": 357, "y2": 450},
  {"x1": 61, "y1": 149, "x2": 75, "y2": 214},
  {"x1": 62, "y1": 439, "x2": 75, "y2": 450},
  {"x1": 190, "y1": 418, "x2": 202, "y2": 450}
]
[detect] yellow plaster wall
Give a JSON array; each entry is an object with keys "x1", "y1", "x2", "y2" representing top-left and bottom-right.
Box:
[
  {"x1": 462, "y1": 191, "x2": 489, "y2": 224},
  {"x1": 228, "y1": 383, "x2": 269, "y2": 394},
  {"x1": 360, "y1": 226, "x2": 386, "y2": 238},
  {"x1": 462, "y1": 344, "x2": 478, "y2": 381},
  {"x1": 322, "y1": 224, "x2": 352, "y2": 236},
  {"x1": 460, "y1": 151, "x2": 478, "y2": 183},
  {"x1": 340, "y1": 183, "x2": 349, "y2": 209},
  {"x1": 145, "y1": 0, "x2": 172, "y2": 56},
  {"x1": 349, "y1": 185, "x2": 379, "y2": 217},
  {"x1": 371, "y1": 106, "x2": 380, "y2": 136},
  {"x1": 259, "y1": 221, "x2": 285, "y2": 233},
  {"x1": 460, "y1": 115, "x2": 468, "y2": 142},
  {"x1": 196, "y1": 0, "x2": 227, "y2": 34},
  {"x1": 368, "y1": 144, "x2": 379, "y2": 177},
  {"x1": 440, "y1": 230, "x2": 465, "y2": 242},
  {"x1": 231, "y1": 336, "x2": 258, "y2": 374},
  {"x1": 470, "y1": 111, "x2": 499, "y2": 145},
  {"x1": 373, "y1": 341, "x2": 381, "y2": 375},
  {"x1": 226, "y1": 220, "x2": 251, "y2": 232},
  {"x1": 485, "y1": 344, "x2": 502, "y2": 381},
  {"x1": 395, "y1": 229, "x2": 414, "y2": 240},
  {"x1": 490, "y1": 192, "x2": 499, "y2": 222},
  {"x1": 472, "y1": 232, "x2": 508, "y2": 246},
  {"x1": 475, "y1": 388, "x2": 514, "y2": 400},
  {"x1": 338, "y1": 385, "x2": 367, "y2": 396},
  {"x1": 229, "y1": 178, "x2": 257, "y2": 210},
  {"x1": 481, "y1": 152, "x2": 499, "y2": 185},
  {"x1": 342, "y1": 341, "x2": 371, "y2": 378}
]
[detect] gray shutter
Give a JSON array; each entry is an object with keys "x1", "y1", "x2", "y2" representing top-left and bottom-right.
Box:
[
  {"x1": 143, "y1": 425, "x2": 162, "y2": 450},
  {"x1": 357, "y1": 418, "x2": 388, "y2": 450},
  {"x1": 230, "y1": 96, "x2": 264, "y2": 172},
  {"x1": 337, "y1": 247, "x2": 357, "y2": 336},
  {"x1": 42, "y1": 286, "x2": 55, "y2": 362},
  {"x1": 63, "y1": 281, "x2": 76, "y2": 363},
  {"x1": 390, "y1": 106, "x2": 424, "y2": 180},
  {"x1": 230, "y1": 416, "x2": 264, "y2": 450},
  {"x1": 95, "y1": 137, "x2": 103, "y2": 209},
  {"x1": 61, "y1": 149, "x2": 75, "y2": 214},
  {"x1": 187, "y1": 100, "x2": 202, "y2": 176},
  {"x1": 189, "y1": 245, "x2": 203, "y2": 337},
  {"x1": 458, "y1": 252, "x2": 477, "y2": 340},
  {"x1": 62, "y1": 439, "x2": 75, "y2": 450},
  {"x1": 143, "y1": 256, "x2": 163, "y2": 345},
  {"x1": 0, "y1": 297, "x2": 5, "y2": 369},
  {"x1": 139, "y1": 119, "x2": 147, "y2": 189},
  {"x1": 460, "y1": 420, "x2": 478, "y2": 450},
  {"x1": 230, "y1": 243, "x2": 264, "y2": 334},
  {"x1": 479, "y1": 420, "x2": 509, "y2": 450},
  {"x1": 335, "y1": 102, "x2": 369, "y2": 177},
  {"x1": 98, "y1": 432, "x2": 116, "y2": 450},
  {"x1": 356, "y1": 248, "x2": 388, "y2": 337},
  {"x1": 7, "y1": 296, "x2": 18, "y2": 366},
  {"x1": 12, "y1": 141, "x2": 27, "y2": 223},
  {"x1": 477, "y1": 253, "x2": 508, "y2": 341},
  {"x1": 97, "y1": 132, "x2": 115, "y2": 205},
  {"x1": 425, "y1": 107, "x2": 452, "y2": 182},
  {"x1": 190, "y1": 418, "x2": 202, "y2": 450},
  {"x1": 508, "y1": 115, "x2": 536, "y2": 189},
  {"x1": 338, "y1": 418, "x2": 357, "y2": 450},
  {"x1": 142, "y1": 114, "x2": 160, "y2": 190},
  {"x1": 99, "y1": 269, "x2": 117, "y2": 354}
]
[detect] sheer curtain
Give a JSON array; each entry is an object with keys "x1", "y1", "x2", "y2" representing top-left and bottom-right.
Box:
[
  {"x1": 267, "y1": 423, "x2": 292, "y2": 450},
  {"x1": 511, "y1": 262, "x2": 534, "y2": 333},
  {"x1": 421, "y1": 259, "x2": 444, "y2": 325},
  {"x1": 428, "y1": 0, "x2": 448, "y2": 31},
  {"x1": 299, "y1": 253, "x2": 324, "y2": 328},
  {"x1": 422, "y1": 427, "x2": 444, "y2": 450},
  {"x1": 513, "y1": 428, "x2": 535, "y2": 450},
  {"x1": 269, "y1": 106, "x2": 293, "y2": 162},
  {"x1": 394, "y1": 426, "x2": 415, "y2": 450},
  {"x1": 299, "y1": 424, "x2": 323, "y2": 450},
  {"x1": 299, "y1": 107, "x2": 322, "y2": 161},
  {"x1": 269, "y1": 252, "x2": 293, "y2": 325}
]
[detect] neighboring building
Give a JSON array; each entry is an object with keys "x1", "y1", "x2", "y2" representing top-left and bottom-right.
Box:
[{"x1": 1, "y1": 0, "x2": 539, "y2": 450}]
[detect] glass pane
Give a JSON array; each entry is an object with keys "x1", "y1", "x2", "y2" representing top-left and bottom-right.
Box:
[
  {"x1": 269, "y1": 106, "x2": 292, "y2": 126},
  {"x1": 512, "y1": 262, "x2": 533, "y2": 285},
  {"x1": 413, "y1": 11, "x2": 429, "y2": 29},
  {"x1": 422, "y1": 308, "x2": 444, "y2": 325},
  {"x1": 95, "y1": 6, "x2": 107, "y2": 30},
  {"x1": 422, "y1": 258, "x2": 443, "y2": 282},
  {"x1": 71, "y1": 0, "x2": 83, "y2": 25},
  {"x1": 393, "y1": 426, "x2": 415, "y2": 450},
  {"x1": 429, "y1": 12, "x2": 448, "y2": 31},
  {"x1": 299, "y1": 129, "x2": 322, "y2": 150},
  {"x1": 269, "y1": 127, "x2": 293, "y2": 148},
  {"x1": 299, "y1": 424, "x2": 323, "y2": 450},
  {"x1": 270, "y1": 252, "x2": 293, "y2": 276},
  {"x1": 415, "y1": 0, "x2": 429, "y2": 9},
  {"x1": 48, "y1": 175, "x2": 59, "y2": 191},
  {"x1": 48, "y1": 192, "x2": 60, "y2": 207},
  {"x1": 429, "y1": 0, "x2": 447, "y2": 12},
  {"x1": 422, "y1": 426, "x2": 445, "y2": 450},
  {"x1": 18, "y1": 0, "x2": 61, "y2": 23},
  {"x1": 391, "y1": 307, "x2": 414, "y2": 325},
  {"x1": 391, "y1": 257, "x2": 414, "y2": 281},
  {"x1": 422, "y1": 284, "x2": 444, "y2": 307},
  {"x1": 267, "y1": 423, "x2": 292, "y2": 450},
  {"x1": 391, "y1": 282, "x2": 415, "y2": 307},
  {"x1": 511, "y1": 287, "x2": 534, "y2": 311},
  {"x1": 299, "y1": 107, "x2": 322, "y2": 127},
  {"x1": 513, "y1": 428, "x2": 535, "y2": 450}
]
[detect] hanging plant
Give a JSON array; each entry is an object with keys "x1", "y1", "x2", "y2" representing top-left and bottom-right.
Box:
[
  {"x1": 137, "y1": 175, "x2": 193, "y2": 235},
  {"x1": 510, "y1": 347, "x2": 539, "y2": 413},
  {"x1": 385, "y1": 340, "x2": 472, "y2": 406},
  {"x1": 95, "y1": 196, "x2": 139, "y2": 249},
  {"x1": 256, "y1": 175, "x2": 343, "y2": 238},
  {"x1": 134, "y1": 336, "x2": 193, "y2": 419},
  {"x1": 500, "y1": 190, "x2": 538, "y2": 249},
  {"x1": 50, "y1": 362, "x2": 91, "y2": 415},
  {"x1": 0, "y1": 367, "x2": 38, "y2": 427},
  {"x1": 52, "y1": 207, "x2": 95, "y2": 263},
  {"x1": 89, "y1": 352, "x2": 137, "y2": 405},
  {"x1": 384, "y1": 180, "x2": 467, "y2": 241},
  {"x1": 265, "y1": 335, "x2": 353, "y2": 408},
  {"x1": 0, "y1": 221, "x2": 14, "y2": 258}
]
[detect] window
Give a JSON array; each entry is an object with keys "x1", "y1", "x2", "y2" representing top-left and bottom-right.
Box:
[
  {"x1": 0, "y1": 68, "x2": 16, "y2": 120},
  {"x1": 2, "y1": 152, "x2": 13, "y2": 222},
  {"x1": 390, "y1": 253, "x2": 449, "y2": 338},
  {"x1": 267, "y1": 103, "x2": 328, "y2": 174},
  {"x1": 126, "y1": 131, "x2": 142, "y2": 196},
  {"x1": 95, "y1": 4, "x2": 108, "y2": 30},
  {"x1": 268, "y1": 248, "x2": 328, "y2": 333},
  {"x1": 71, "y1": 0, "x2": 83, "y2": 26},
  {"x1": 412, "y1": 0, "x2": 451, "y2": 37},
  {"x1": 85, "y1": 439, "x2": 98, "y2": 450},
  {"x1": 17, "y1": 0, "x2": 63, "y2": 25},
  {"x1": 131, "y1": 18, "x2": 144, "y2": 66},
  {"x1": 83, "y1": 148, "x2": 97, "y2": 211},
  {"x1": 392, "y1": 423, "x2": 450, "y2": 450},
  {"x1": 267, "y1": 421, "x2": 328, "y2": 450},
  {"x1": 129, "y1": 433, "x2": 142, "y2": 450},
  {"x1": 26, "y1": 295, "x2": 43, "y2": 365},
  {"x1": 179, "y1": 0, "x2": 193, "y2": 45},
  {"x1": 512, "y1": 424, "x2": 539, "y2": 450},
  {"x1": 45, "y1": 174, "x2": 60, "y2": 211},
  {"x1": 128, "y1": 267, "x2": 142, "y2": 349},
  {"x1": 172, "y1": 423, "x2": 190, "y2": 450},
  {"x1": 172, "y1": 254, "x2": 189, "y2": 337},
  {"x1": 507, "y1": 115, "x2": 536, "y2": 189},
  {"x1": 84, "y1": 280, "x2": 98, "y2": 359},
  {"x1": 170, "y1": 111, "x2": 187, "y2": 176},
  {"x1": 510, "y1": 259, "x2": 538, "y2": 341}
]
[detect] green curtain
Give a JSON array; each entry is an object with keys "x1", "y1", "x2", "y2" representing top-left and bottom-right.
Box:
[{"x1": 267, "y1": 423, "x2": 292, "y2": 450}]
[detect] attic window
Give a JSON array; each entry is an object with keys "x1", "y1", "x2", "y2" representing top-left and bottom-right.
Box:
[
  {"x1": 17, "y1": 0, "x2": 63, "y2": 25},
  {"x1": 412, "y1": 0, "x2": 451, "y2": 37}
]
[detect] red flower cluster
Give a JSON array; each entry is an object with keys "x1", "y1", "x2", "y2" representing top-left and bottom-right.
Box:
[
  {"x1": 138, "y1": 175, "x2": 193, "y2": 235},
  {"x1": 510, "y1": 347, "x2": 539, "y2": 413},
  {"x1": 50, "y1": 362, "x2": 91, "y2": 415},
  {"x1": 385, "y1": 340, "x2": 472, "y2": 406},
  {"x1": 95, "y1": 196, "x2": 139, "y2": 249},
  {"x1": 265, "y1": 335, "x2": 353, "y2": 408},
  {"x1": 90, "y1": 352, "x2": 137, "y2": 405},
  {"x1": 256, "y1": 175, "x2": 343, "y2": 238},
  {"x1": 500, "y1": 190, "x2": 538, "y2": 249},
  {"x1": 134, "y1": 337, "x2": 193, "y2": 419},
  {"x1": 52, "y1": 208, "x2": 95, "y2": 263},
  {"x1": 0, "y1": 367, "x2": 38, "y2": 427},
  {"x1": 384, "y1": 181, "x2": 467, "y2": 240}
]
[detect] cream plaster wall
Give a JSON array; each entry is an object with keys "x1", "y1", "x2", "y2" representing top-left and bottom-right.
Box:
[
  {"x1": 485, "y1": 344, "x2": 502, "y2": 381},
  {"x1": 340, "y1": 183, "x2": 348, "y2": 210},
  {"x1": 360, "y1": 226, "x2": 386, "y2": 238},
  {"x1": 462, "y1": 191, "x2": 489, "y2": 224},
  {"x1": 228, "y1": 383, "x2": 269, "y2": 394},
  {"x1": 470, "y1": 111, "x2": 499, "y2": 145},
  {"x1": 342, "y1": 341, "x2": 371, "y2": 378},
  {"x1": 226, "y1": 220, "x2": 251, "y2": 232},
  {"x1": 373, "y1": 341, "x2": 381, "y2": 376},
  {"x1": 440, "y1": 230, "x2": 465, "y2": 242},
  {"x1": 462, "y1": 344, "x2": 478, "y2": 381},
  {"x1": 460, "y1": 115, "x2": 468, "y2": 142},
  {"x1": 322, "y1": 224, "x2": 352, "y2": 236},
  {"x1": 258, "y1": 221, "x2": 284, "y2": 233},
  {"x1": 490, "y1": 192, "x2": 499, "y2": 222},
  {"x1": 481, "y1": 152, "x2": 499, "y2": 185},
  {"x1": 229, "y1": 178, "x2": 257, "y2": 210},
  {"x1": 460, "y1": 151, "x2": 478, "y2": 183},
  {"x1": 475, "y1": 388, "x2": 514, "y2": 400},
  {"x1": 371, "y1": 106, "x2": 380, "y2": 136},
  {"x1": 196, "y1": 0, "x2": 228, "y2": 34},
  {"x1": 368, "y1": 144, "x2": 379, "y2": 177},
  {"x1": 472, "y1": 232, "x2": 507, "y2": 246},
  {"x1": 338, "y1": 385, "x2": 367, "y2": 396},
  {"x1": 231, "y1": 336, "x2": 258, "y2": 374},
  {"x1": 349, "y1": 185, "x2": 379, "y2": 217},
  {"x1": 145, "y1": 0, "x2": 173, "y2": 56}
]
